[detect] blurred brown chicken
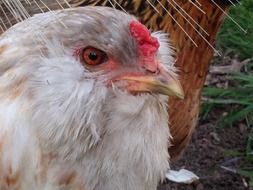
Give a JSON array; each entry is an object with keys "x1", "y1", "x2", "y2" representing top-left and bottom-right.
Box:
[{"x1": 0, "y1": 0, "x2": 237, "y2": 160}]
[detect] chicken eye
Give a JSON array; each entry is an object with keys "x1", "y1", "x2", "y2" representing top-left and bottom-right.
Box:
[{"x1": 81, "y1": 47, "x2": 107, "y2": 66}]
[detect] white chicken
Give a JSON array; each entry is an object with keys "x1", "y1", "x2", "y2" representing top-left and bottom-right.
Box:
[{"x1": 0, "y1": 6, "x2": 183, "y2": 190}]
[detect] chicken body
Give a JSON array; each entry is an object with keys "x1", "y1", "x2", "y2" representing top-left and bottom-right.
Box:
[{"x1": 0, "y1": 6, "x2": 182, "y2": 190}]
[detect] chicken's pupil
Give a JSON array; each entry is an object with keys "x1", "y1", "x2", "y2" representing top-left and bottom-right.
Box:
[{"x1": 89, "y1": 52, "x2": 98, "y2": 61}]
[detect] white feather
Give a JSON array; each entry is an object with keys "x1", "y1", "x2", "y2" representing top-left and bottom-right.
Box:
[{"x1": 0, "y1": 6, "x2": 177, "y2": 190}]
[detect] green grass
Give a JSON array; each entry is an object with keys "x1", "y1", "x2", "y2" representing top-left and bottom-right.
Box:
[
  {"x1": 202, "y1": 74, "x2": 253, "y2": 127},
  {"x1": 202, "y1": 0, "x2": 253, "y2": 130},
  {"x1": 211, "y1": 0, "x2": 253, "y2": 126},
  {"x1": 202, "y1": 0, "x2": 253, "y2": 186},
  {"x1": 238, "y1": 127, "x2": 253, "y2": 187},
  {"x1": 217, "y1": 0, "x2": 253, "y2": 59}
]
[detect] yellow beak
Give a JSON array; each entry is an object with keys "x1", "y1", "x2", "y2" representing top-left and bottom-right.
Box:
[{"x1": 113, "y1": 73, "x2": 184, "y2": 99}]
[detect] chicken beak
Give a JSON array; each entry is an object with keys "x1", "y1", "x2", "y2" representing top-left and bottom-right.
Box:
[{"x1": 113, "y1": 72, "x2": 184, "y2": 99}]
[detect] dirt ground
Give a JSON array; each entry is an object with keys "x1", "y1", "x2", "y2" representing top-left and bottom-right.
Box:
[{"x1": 157, "y1": 121, "x2": 251, "y2": 190}]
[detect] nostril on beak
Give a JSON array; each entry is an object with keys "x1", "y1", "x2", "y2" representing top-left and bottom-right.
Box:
[
  {"x1": 142, "y1": 59, "x2": 159, "y2": 74},
  {"x1": 146, "y1": 68, "x2": 159, "y2": 74}
]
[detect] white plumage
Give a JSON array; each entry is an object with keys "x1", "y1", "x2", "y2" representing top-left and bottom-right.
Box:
[{"x1": 0, "y1": 6, "x2": 183, "y2": 190}]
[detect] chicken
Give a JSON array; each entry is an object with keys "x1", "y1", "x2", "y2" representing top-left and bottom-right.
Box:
[
  {"x1": 0, "y1": 0, "x2": 237, "y2": 160},
  {"x1": 0, "y1": 6, "x2": 183, "y2": 190},
  {"x1": 75, "y1": 0, "x2": 237, "y2": 159}
]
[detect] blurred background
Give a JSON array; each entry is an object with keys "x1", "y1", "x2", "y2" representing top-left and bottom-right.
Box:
[
  {"x1": 0, "y1": 0, "x2": 252, "y2": 189},
  {"x1": 161, "y1": 0, "x2": 253, "y2": 189}
]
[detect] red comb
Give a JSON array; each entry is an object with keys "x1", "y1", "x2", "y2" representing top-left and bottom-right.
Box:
[{"x1": 129, "y1": 21, "x2": 159, "y2": 57}]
